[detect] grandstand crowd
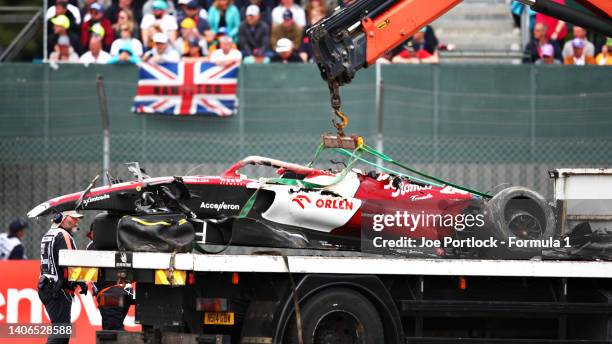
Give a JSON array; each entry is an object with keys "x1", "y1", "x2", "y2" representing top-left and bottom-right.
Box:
[
  {"x1": 45, "y1": 0, "x2": 612, "y2": 66},
  {"x1": 512, "y1": 1, "x2": 611, "y2": 65}
]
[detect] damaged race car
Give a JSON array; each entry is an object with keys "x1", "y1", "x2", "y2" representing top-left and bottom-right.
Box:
[{"x1": 27, "y1": 144, "x2": 557, "y2": 259}]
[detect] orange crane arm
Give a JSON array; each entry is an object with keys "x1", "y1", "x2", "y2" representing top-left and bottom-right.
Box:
[
  {"x1": 308, "y1": 0, "x2": 612, "y2": 87},
  {"x1": 574, "y1": 0, "x2": 611, "y2": 18},
  {"x1": 360, "y1": 0, "x2": 462, "y2": 66}
]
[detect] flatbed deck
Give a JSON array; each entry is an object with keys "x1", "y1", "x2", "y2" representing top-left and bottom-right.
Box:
[{"x1": 60, "y1": 249, "x2": 612, "y2": 278}]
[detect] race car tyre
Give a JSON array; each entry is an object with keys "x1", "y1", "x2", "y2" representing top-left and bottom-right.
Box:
[
  {"x1": 90, "y1": 212, "x2": 122, "y2": 250},
  {"x1": 284, "y1": 287, "x2": 384, "y2": 344},
  {"x1": 483, "y1": 186, "x2": 556, "y2": 259}
]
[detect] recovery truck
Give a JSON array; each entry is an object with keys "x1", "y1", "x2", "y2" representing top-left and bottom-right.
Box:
[
  {"x1": 55, "y1": 171, "x2": 612, "y2": 344},
  {"x1": 54, "y1": 0, "x2": 612, "y2": 343}
]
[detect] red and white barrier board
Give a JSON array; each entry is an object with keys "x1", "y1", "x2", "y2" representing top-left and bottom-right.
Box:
[{"x1": 0, "y1": 260, "x2": 140, "y2": 343}]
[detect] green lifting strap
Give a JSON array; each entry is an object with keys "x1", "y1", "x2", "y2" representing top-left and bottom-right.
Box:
[
  {"x1": 335, "y1": 148, "x2": 443, "y2": 187},
  {"x1": 237, "y1": 140, "x2": 491, "y2": 220},
  {"x1": 338, "y1": 144, "x2": 492, "y2": 198}
]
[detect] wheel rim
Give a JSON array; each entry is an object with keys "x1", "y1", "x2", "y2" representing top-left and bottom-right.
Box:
[
  {"x1": 313, "y1": 310, "x2": 365, "y2": 344},
  {"x1": 507, "y1": 210, "x2": 543, "y2": 239}
]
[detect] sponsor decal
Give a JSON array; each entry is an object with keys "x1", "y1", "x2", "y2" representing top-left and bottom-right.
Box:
[
  {"x1": 219, "y1": 178, "x2": 244, "y2": 186},
  {"x1": 410, "y1": 194, "x2": 433, "y2": 201},
  {"x1": 315, "y1": 198, "x2": 354, "y2": 210},
  {"x1": 292, "y1": 195, "x2": 354, "y2": 211},
  {"x1": 384, "y1": 180, "x2": 432, "y2": 198},
  {"x1": 200, "y1": 202, "x2": 240, "y2": 211},
  {"x1": 440, "y1": 186, "x2": 470, "y2": 195},
  {"x1": 82, "y1": 194, "x2": 110, "y2": 207},
  {"x1": 292, "y1": 195, "x2": 311, "y2": 209},
  {"x1": 115, "y1": 252, "x2": 133, "y2": 268}
]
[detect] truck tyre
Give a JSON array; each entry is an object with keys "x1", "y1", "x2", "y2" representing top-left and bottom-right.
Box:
[
  {"x1": 483, "y1": 187, "x2": 555, "y2": 258},
  {"x1": 284, "y1": 287, "x2": 384, "y2": 344}
]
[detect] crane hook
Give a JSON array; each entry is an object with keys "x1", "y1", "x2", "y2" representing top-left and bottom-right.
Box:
[{"x1": 332, "y1": 109, "x2": 349, "y2": 137}]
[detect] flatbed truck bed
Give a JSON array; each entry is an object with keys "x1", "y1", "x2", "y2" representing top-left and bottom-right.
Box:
[
  {"x1": 61, "y1": 249, "x2": 612, "y2": 278},
  {"x1": 60, "y1": 249, "x2": 612, "y2": 344}
]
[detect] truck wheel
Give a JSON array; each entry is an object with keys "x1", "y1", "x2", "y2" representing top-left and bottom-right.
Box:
[
  {"x1": 284, "y1": 287, "x2": 384, "y2": 344},
  {"x1": 484, "y1": 187, "x2": 555, "y2": 258}
]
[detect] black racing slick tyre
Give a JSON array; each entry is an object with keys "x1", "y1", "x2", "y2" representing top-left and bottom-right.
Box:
[
  {"x1": 90, "y1": 212, "x2": 122, "y2": 250},
  {"x1": 484, "y1": 186, "x2": 556, "y2": 259},
  {"x1": 284, "y1": 287, "x2": 384, "y2": 344}
]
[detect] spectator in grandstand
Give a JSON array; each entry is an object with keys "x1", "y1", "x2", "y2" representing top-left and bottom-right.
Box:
[
  {"x1": 177, "y1": 0, "x2": 210, "y2": 33},
  {"x1": 238, "y1": 5, "x2": 270, "y2": 57},
  {"x1": 535, "y1": 44, "x2": 561, "y2": 65},
  {"x1": 141, "y1": 0, "x2": 179, "y2": 45},
  {"x1": 81, "y1": 2, "x2": 116, "y2": 51},
  {"x1": 182, "y1": 38, "x2": 210, "y2": 61},
  {"x1": 50, "y1": 35, "x2": 80, "y2": 62},
  {"x1": 142, "y1": 0, "x2": 177, "y2": 17},
  {"x1": 208, "y1": 0, "x2": 241, "y2": 43},
  {"x1": 239, "y1": 0, "x2": 273, "y2": 27},
  {"x1": 0, "y1": 218, "x2": 28, "y2": 260},
  {"x1": 562, "y1": 26, "x2": 594, "y2": 60},
  {"x1": 392, "y1": 26, "x2": 439, "y2": 64},
  {"x1": 210, "y1": 36, "x2": 243, "y2": 66},
  {"x1": 596, "y1": 38, "x2": 612, "y2": 66},
  {"x1": 48, "y1": 14, "x2": 83, "y2": 55},
  {"x1": 271, "y1": 10, "x2": 302, "y2": 51},
  {"x1": 535, "y1": 0, "x2": 567, "y2": 47},
  {"x1": 563, "y1": 38, "x2": 595, "y2": 65},
  {"x1": 324, "y1": 0, "x2": 339, "y2": 9},
  {"x1": 272, "y1": 0, "x2": 306, "y2": 28},
  {"x1": 106, "y1": 0, "x2": 143, "y2": 27},
  {"x1": 522, "y1": 22, "x2": 562, "y2": 63},
  {"x1": 298, "y1": 35, "x2": 313, "y2": 62},
  {"x1": 207, "y1": 26, "x2": 239, "y2": 53},
  {"x1": 175, "y1": 18, "x2": 209, "y2": 58},
  {"x1": 80, "y1": 34, "x2": 112, "y2": 64},
  {"x1": 243, "y1": 47, "x2": 270, "y2": 63},
  {"x1": 305, "y1": 0, "x2": 327, "y2": 26},
  {"x1": 111, "y1": 8, "x2": 140, "y2": 42},
  {"x1": 45, "y1": 0, "x2": 82, "y2": 32},
  {"x1": 270, "y1": 37, "x2": 302, "y2": 63},
  {"x1": 108, "y1": 42, "x2": 142, "y2": 64},
  {"x1": 143, "y1": 32, "x2": 181, "y2": 63},
  {"x1": 110, "y1": 22, "x2": 144, "y2": 57}
]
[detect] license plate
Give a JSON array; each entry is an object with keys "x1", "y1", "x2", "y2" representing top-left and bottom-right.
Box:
[{"x1": 204, "y1": 312, "x2": 234, "y2": 325}]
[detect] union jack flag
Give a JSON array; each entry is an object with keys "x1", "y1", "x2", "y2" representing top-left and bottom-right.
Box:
[{"x1": 133, "y1": 62, "x2": 238, "y2": 116}]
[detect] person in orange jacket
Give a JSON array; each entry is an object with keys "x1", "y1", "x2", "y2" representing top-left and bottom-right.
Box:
[{"x1": 564, "y1": 38, "x2": 596, "y2": 65}]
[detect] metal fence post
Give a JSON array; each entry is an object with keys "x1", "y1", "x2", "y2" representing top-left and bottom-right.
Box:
[
  {"x1": 521, "y1": 3, "x2": 531, "y2": 50},
  {"x1": 239, "y1": 65, "x2": 245, "y2": 159},
  {"x1": 530, "y1": 65, "x2": 537, "y2": 190},
  {"x1": 433, "y1": 65, "x2": 440, "y2": 164},
  {"x1": 96, "y1": 75, "x2": 110, "y2": 186},
  {"x1": 375, "y1": 61, "x2": 384, "y2": 168},
  {"x1": 43, "y1": 0, "x2": 48, "y2": 62}
]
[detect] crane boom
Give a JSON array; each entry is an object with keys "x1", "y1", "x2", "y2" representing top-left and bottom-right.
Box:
[{"x1": 307, "y1": 0, "x2": 612, "y2": 143}]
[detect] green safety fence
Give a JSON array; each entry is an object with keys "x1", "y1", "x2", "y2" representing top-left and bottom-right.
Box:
[{"x1": 0, "y1": 63, "x2": 611, "y2": 255}]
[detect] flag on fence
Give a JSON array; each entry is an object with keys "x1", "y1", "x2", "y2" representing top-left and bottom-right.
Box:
[{"x1": 133, "y1": 62, "x2": 238, "y2": 116}]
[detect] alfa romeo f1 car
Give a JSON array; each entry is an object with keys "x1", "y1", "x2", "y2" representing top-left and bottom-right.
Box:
[{"x1": 27, "y1": 145, "x2": 556, "y2": 259}]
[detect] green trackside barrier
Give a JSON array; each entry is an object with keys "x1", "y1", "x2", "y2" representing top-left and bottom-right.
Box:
[{"x1": 0, "y1": 63, "x2": 611, "y2": 255}]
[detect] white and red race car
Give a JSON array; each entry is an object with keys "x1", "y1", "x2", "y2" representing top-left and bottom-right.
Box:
[{"x1": 28, "y1": 155, "x2": 555, "y2": 258}]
